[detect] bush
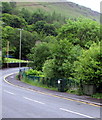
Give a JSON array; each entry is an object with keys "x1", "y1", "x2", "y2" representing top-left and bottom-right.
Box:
[
  {"x1": 25, "y1": 69, "x2": 44, "y2": 77},
  {"x1": 43, "y1": 59, "x2": 55, "y2": 78},
  {"x1": 74, "y1": 42, "x2": 101, "y2": 88}
]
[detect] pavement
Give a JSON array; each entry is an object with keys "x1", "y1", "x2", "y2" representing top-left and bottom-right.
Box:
[{"x1": 5, "y1": 73, "x2": 102, "y2": 107}]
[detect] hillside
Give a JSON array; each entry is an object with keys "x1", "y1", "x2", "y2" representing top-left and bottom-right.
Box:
[{"x1": 16, "y1": 1, "x2": 100, "y2": 22}]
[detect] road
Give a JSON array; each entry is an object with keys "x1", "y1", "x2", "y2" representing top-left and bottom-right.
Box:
[{"x1": 1, "y1": 68, "x2": 101, "y2": 119}]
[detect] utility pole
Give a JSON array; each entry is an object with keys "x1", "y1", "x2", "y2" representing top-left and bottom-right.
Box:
[
  {"x1": 7, "y1": 41, "x2": 9, "y2": 68},
  {"x1": 19, "y1": 30, "x2": 22, "y2": 69},
  {"x1": 18, "y1": 29, "x2": 23, "y2": 80},
  {"x1": 18, "y1": 29, "x2": 23, "y2": 70}
]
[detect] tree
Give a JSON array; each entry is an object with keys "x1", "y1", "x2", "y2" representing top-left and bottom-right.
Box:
[
  {"x1": 2, "y1": 26, "x2": 15, "y2": 48},
  {"x1": 10, "y1": 2, "x2": 16, "y2": 9},
  {"x1": 58, "y1": 18, "x2": 100, "y2": 48},
  {"x1": 2, "y1": 2, "x2": 17, "y2": 14},
  {"x1": 74, "y1": 42, "x2": 101, "y2": 88},
  {"x1": 28, "y1": 42, "x2": 51, "y2": 70},
  {"x1": 2, "y1": 26, "x2": 36, "y2": 59},
  {"x1": 43, "y1": 39, "x2": 81, "y2": 79},
  {"x1": 2, "y1": 13, "x2": 27, "y2": 28},
  {"x1": 30, "y1": 10, "x2": 46, "y2": 24},
  {"x1": 2, "y1": 2, "x2": 12, "y2": 14},
  {"x1": 11, "y1": 29, "x2": 36, "y2": 59},
  {"x1": 33, "y1": 21, "x2": 57, "y2": 36},
  {"x1": 42, "y1": 59, "x2": 55, "y2": 78},
  {"x1": 20, "y1": 8, "x2": 31, "y2": 24},
  {"x1": 43, "y1": 23, "x2": 57, "y2": 36},
  {"x1": 33, "y1": 21, "x2": 46, "y2": 33}
]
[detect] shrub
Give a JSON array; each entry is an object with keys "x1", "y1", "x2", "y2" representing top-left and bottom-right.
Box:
[{"x1": 25, "y1": 69, "x2": 44, "y2": 77}]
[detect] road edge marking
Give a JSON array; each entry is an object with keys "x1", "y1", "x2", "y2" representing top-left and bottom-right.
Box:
[{"x1": 3, "y1": 72, "x2": 101, "y2": 108}]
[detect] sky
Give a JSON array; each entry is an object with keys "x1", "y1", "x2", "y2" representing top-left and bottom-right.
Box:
[{"x1": 67, "y1": 0, "x2": 101, "y2": 12}]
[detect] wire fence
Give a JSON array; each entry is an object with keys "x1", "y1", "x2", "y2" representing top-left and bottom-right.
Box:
[{"x1": 19, "y1": 68, "x2": 79, "y2": 92}]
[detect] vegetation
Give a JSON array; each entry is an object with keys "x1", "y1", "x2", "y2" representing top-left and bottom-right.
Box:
[
  {"x1": 58, "y1": 18, "x2": 100, "y2": 48},
  {"x1": 25, "y1": 69, "x2": 44, "y2": 77},
  {"x1": 21, "y1": 77, "x2": 57, "y2": 91},
  {"x1": 74, "y1": 43, "x2": 101, "y2": 86},
  {"x1": 91, "y1": 93, "x2": 102, "y2": 99},
  {"x1": 28, "y1": 42, "x2": 51, "y2": 70},
  {"x1": 5, "y1": 58, "x2": 29, "y2": 63},
  {"x1": 2, "y1": 2, "x2": 101, "y2": 96},
  {"x1": 16, "y1": 2, "x2": 100, "y2": 22}
]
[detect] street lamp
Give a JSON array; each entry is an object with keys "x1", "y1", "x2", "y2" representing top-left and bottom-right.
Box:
[{"x1": 18, "y1": 29, "x2": 23, "y2": 70}]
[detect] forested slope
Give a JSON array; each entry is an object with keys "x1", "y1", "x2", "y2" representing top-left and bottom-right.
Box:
[
  {"x1": 2, "y1": 2, "x2": 101, "y2": 93},
  {"x1": 16, "y1": 2, "x2": 100, "y2": 22}
]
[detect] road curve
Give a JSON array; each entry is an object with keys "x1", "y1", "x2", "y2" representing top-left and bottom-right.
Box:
[{"x1": 1, "y1": 68, "x2": 101, "y2": 119}]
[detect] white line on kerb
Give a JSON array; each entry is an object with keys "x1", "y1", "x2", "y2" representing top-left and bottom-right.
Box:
[
  {"x1": 60, "y1": 108, "x2": 94, "y2": 118},
  {"x1": 23, "y1": 97, "x2": 45, "y2": 105},
  {"x1": 4, "y1": 90, "x2": 15, "y2": 95}
]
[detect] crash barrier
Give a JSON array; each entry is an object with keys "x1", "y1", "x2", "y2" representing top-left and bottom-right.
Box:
[{"x1": 19, "y1": 68, "x2": 79, "y2": 92}]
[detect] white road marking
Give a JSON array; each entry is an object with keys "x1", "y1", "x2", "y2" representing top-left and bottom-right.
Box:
[
  {"x1": 4, "y1": 90, "x2": 15, "y2": 95},
  {"x1": 23, "y1": 97, "x2": 45, "y2": 105},
  {"x1": 10, "y1": 76, "x2": 14, "y2": 79},
  {"x1": 60, "y1": 108, "x2": 94, "y2": 118}
]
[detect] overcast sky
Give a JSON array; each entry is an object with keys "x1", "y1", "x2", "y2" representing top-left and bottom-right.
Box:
[{"x1": 67, "y1": 0, "x2": 101, "y2": 12}]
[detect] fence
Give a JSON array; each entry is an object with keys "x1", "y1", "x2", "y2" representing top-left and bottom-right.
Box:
[{"x1": 19, "y1": 68, "x2": 79, "y2": 92}]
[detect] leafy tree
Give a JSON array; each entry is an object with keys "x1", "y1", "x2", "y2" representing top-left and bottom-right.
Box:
[
  {"x1": 52, "y1": 21, "x2": 62, "y2": 29},
  {"x1": 12, "y1": 29, "x2": 36, "y2": 59},
  {"x1": 42, "y1": 59, "x2": 55, "y2": 78},
  {"x1": 33, "y1": 21, "x2": 57, "y2": 36},
  {"x1": 58, "y1": 18, "x2": 100, "y2": 48},
  {"x1": 10, "y1": 2, "x2": 16, "y2": 9},
  {"x1": 43, "y1": 36, "x2": 57, "y2": 43},
  {"x1": 43, "y1": 23, "x2": 57, "y2": 36},
  {"x1": 2, "y1": 2, "x2": 17, "y2": 14},
  {"x1": 2, "y1": 26, "x2": 15, "y2": 48},
  {"x1": 43, "y1": 39, "x2": 81, "y2": 79},
  {"x1": 2, "y1": 47, "x2": 7, "y2": 64},
  {"x1": 33, "y1": 21, "x2": 46, "y2": 33},
  {"x1": 28, "y1": 42, "x2": 51, "y2": 70},
  {"x1": 30, "y1": 10, "x2": 46, "y2": 24},
  {"x1": 20, "y1": 8, "x2": 31, "y2": 24},
  {"x1": 24, "y1": 24, "x2": 34, "y2": 32},
  {"x1": 74, "y1": 42, "x2": 101, "y2": 88},
  {"x1": 2, "y1": 13, "x2": 27, "y2": 28},
  {"x1": 2, "y1": 2, "x2": 12, "y2": 14},
  {"x1": 2, "y1": 26, "x2": 36, "y2": 59}
]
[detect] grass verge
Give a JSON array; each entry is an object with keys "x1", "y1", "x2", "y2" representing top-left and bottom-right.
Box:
[
  {"x1": 67, "y1": 89, "x2": 84, "y2": 96},
  {"x1": 21, "y1": 77, "x2": 58, "y2": 91},
  {"x1": 91, "y1": 93, "x2": 102, "y2": 99},
  {"x1": 5, "y1": 58, "x2": 29, "y2": 63},
  {"x1": 20, "y1": 76, "x2": 102, "y2": 99},
  {"x1": 67, "y1": 89, "x2": 102, "y2": 99}
]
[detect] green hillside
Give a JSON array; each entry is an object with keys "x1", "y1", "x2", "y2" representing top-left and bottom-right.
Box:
[{"x1": 16, "y1": 1, "x2": 100, "y2": 22}]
